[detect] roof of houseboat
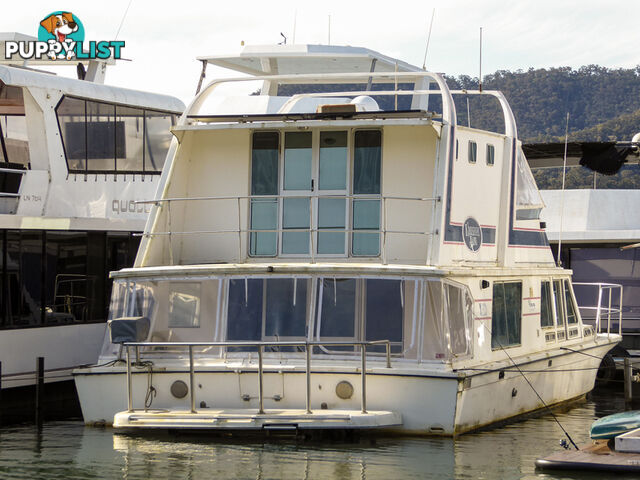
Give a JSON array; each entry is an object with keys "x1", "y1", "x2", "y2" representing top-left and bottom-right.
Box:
[
  {"x1": 198, "y1": 44, "x2": 423, "y2": 76},
  {"x1": 0, "y1": 64, "x2": 184, "y2": 112}
]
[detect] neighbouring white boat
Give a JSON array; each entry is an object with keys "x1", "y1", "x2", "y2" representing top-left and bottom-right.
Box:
[
  {"x1": 74, "y1": 44, "x2": 621, "y2": 435},
  {"x1": 0, "y1": 32, "x2": 183, "y2": 404}
]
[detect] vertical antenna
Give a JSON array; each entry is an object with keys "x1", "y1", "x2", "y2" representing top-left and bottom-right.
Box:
[
  {"x1": 394, "y1": 61, "x2": 399, "y2": 111},
  {"x1": 557, "y1": 112, "x2": 570, "y2": 267},
  {"x1": 292, "y1": 10, "x2": 297, "y2": 44},
  {"x1": 328, "y1": 15, "x2": 331, "y2": 45},
  {"x1": 479, "y1": 27, "x2": 483, "y2": 92},
  {"x1": 422, "y1": 8, "x2": 436, "y2": 70}
]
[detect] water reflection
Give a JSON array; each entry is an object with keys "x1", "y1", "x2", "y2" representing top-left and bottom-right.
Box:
[{"x1": 0, "y1": 389, "x2": 637, "y2": 480}]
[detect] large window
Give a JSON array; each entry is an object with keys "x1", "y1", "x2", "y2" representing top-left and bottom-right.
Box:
[
  {"x1": 227, "y1": 278, "x2": 310, "y2": 343},
  {"x1": 540, "y1": 280, "x2": 554, "y2": 328},
  {"x1": 56, "y1": 96, "x2": 176, "y2": 174},
  {"x1": 249, "y1": 129, "x2": 381, "y2": 257},
  {"x1": 491, "y1": 281, "x2": 522, "y2": 349},
  {"x1": 0, "y1": 83, "x2": 30, "y2": 168},
  {"x1": 0, "y1": 230, "x2": 139, "y2": 329}
]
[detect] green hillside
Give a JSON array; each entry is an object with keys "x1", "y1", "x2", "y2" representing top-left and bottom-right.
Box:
[{"x1": 442, "y1": 65, "x2": 640, "y2": 142}]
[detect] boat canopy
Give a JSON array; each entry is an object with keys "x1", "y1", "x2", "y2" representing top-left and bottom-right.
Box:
[
  {"x1": 0, "y1": 64, "x2": 184, "y2": 112},
  {"x1": 198, "y1": 44, "x2": 423, "y2": 77}
]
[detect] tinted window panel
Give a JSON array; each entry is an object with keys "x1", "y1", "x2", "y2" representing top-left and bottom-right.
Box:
[
  {"x1": 227, "y1": 279, "x2": 263, "y2": 340},
  {"x1": 491, "y1": 282, "x2": 522, "y2": 348},
  {"x1": 540, "y1": 281, "x2": 554, "y2": 328},
  {"x1": 353, "y1": 130, "x2": 381, "y2": 194},
  {"x1": 264, "y1": 278, "x2": 307, "y2": 337},
  {"x1": 319, "y1": 278, "x2": 356, "y2": 338}
]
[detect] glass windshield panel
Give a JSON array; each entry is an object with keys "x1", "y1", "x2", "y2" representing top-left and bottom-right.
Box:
[
  {"x1": 168, "y1": 282, "x2": 200, "y2": 328},
  {"x1": 445, "y1": 284, "x2": 471, "y2": 356},
  {"x1": 318, "y1": 278, "x2": 356, "y2": 338},
  {"x1": 553, "y1": 280, "x2": 565, "y2": 326},
  {"x1": 265, "y1": 278, "x2": 307, "y2": 337},
  {"x1": 227, "y1": 279, "x2": 263, "y2": 341},
  {"x1": 540, "y1": 281, "x2": 554, "y2": 327},
  {"x1": 564, "y1": 280, "x2": 578, "y2": 324},
  {"x1": 284, "y1": 132, "x2": 312, "y2": 190},
  {"x1": 319, "y1": 131, "x2": 347, "y2": 190},
  {"x1": 365, "y1": 279, "x2": 403, "y2": 351}
]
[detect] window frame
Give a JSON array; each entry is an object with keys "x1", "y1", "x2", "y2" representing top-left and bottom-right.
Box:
[
  {"x1": 491, "y1": 280, "x2": 522, "y2": 350},
  {"x1": 55, "y1": 95, "x2": 177, "y2": 175},
  {"x1": 468, "y1": 140, "x2": 477, "y2": 164},
  {"x1": 486, "y1": 143, "x2": 495, "y2": 166},
  {"x1": 248, "y1": 128, "x2": 382, "y2": 259}
]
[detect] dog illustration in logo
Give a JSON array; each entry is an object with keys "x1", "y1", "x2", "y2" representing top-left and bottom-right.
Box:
[{"x1": 40, "y1": 12, "x2": 78, "y2": 59}]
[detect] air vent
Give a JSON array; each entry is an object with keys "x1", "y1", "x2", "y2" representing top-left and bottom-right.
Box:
[{"x1": 316, "y1": 103, "x2": 357, "y2": 114}]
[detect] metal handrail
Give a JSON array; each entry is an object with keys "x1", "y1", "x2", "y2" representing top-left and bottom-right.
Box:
[
  {"x1": 123, "y1": 339, "x2": 392, "y2": 416},
  {"x1": 573, "y1": 282, "x2": 623, "y2": 337},
  {"x1": 133, "y1": 194, "x2": 440, "y2": 264}
]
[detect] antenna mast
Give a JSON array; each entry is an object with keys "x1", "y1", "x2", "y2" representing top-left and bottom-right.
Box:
[
  {"x1": 479, "y1": 27, "x2": 483, "y2": 92},
  {"x1": 292, "y1": 10, "x2": 297, "y2": 44},
  {"x1": 422, "y1": 9, "x2": 436, "y2": 70},
  {"x1": 557, "y1": 112, "x2": 570, "y2": 267}
]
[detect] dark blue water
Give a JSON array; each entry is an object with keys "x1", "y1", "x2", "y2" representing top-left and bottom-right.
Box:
[{"x1": 0, "y1": 388, "x2": 633, "y2": 479}]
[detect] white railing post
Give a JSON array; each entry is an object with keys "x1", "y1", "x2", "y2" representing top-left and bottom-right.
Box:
[
  {"x1": 309, "y1": 196, "x2": 315, "y2": 263},
  {"x1": 305, "y1": 343, "x2": 312, "y2": 414},
  {"x1": 189, "y1": 345, "x2": 196, "y2": 413},
  {"x1": 361, "y1": 344, "x2": 367, "y2": 414},
  {"x1": 382, "y1": 197, "x2": 388, "y2": 265},
  {"x1": 237, "y1": 197, "x2": 242, "y2": 261},
  {"x1": 257, "y1": 345, "x2": 264, "y2": 414},
  {"x1": 595, "y1": 286, "x2": 603, "y2": 334},
  {"x1": 126, "y1": 345, "x2": 133, "y2": 413},
  {"x1": 619, "y1": 285, "x2": 624, "y2": 335}
]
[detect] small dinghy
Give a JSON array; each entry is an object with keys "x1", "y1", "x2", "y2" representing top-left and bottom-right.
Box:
[{"x1": 590, "y1": 411, "x2": 640, "y2": 439}]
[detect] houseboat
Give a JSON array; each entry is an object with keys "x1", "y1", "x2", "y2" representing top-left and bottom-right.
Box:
[
  {"x1": 0, "y1": 32, "x2": 183, "y2": 419},
  {"x1": 74, "y1": 44, "x2": 621, "y2": 435}
]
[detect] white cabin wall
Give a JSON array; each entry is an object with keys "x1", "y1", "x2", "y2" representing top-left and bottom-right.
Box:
[
  {"x1": 439, "y1": 128, "x2": 505, "y2": 266},
  {"x1": 178, "y1": 129, "x2": 250, "y2": 264},
  {"x1": 382, "y1": 125, "x2": 437, "y2": 264},
  {"x1": 139, "y1": 137, "x2": 192, "y2": 266},
  {"x1": 453, "y1": 271, "x2": 571, "y2": 369}
]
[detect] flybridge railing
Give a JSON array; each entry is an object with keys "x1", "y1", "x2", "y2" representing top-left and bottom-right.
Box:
[
  {"x1": 573, "y1": 282, "x2": 623, "y2": 337},
  {"x1": 123, "y1": 340, "x2": 392, "y2": 416},
  {"x1": 135, "y1": 194, "x2": 440, "y2": 264}
]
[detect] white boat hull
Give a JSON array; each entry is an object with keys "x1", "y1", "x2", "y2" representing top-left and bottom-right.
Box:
[{"x1": 74, "y1": 338, "x2": 615, "y2": 435}]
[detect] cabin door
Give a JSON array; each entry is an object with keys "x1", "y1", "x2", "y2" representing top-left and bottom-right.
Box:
[{"x1": 280, "y1": 130, "x2": 349, "y2": 256}]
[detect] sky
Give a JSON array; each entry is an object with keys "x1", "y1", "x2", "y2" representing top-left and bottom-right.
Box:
[{"x1": 4, "y1": 0, "x2": 640, "y2": 104}]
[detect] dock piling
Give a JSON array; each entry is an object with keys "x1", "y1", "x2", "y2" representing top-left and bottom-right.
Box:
[
  {"x1": 625, "y1": 357, "x2": 633, "y2": 404},
  {"x1": 35, "y1": 356, "x2": 44, "y2": 427}
]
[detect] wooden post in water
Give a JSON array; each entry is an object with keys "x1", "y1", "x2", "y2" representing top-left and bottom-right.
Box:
[
  {"x1": 0, "y1": 361, "x2": 3, "y2": 425},
  {"x1": 624, "y1": 357, "x2": 633, "y2": 404},
  {"x1": 35, "y1": 357, "x2": 44, "y2": 427}
]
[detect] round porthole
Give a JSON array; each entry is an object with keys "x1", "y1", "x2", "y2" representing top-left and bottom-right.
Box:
[
  {"x1": 170, "y1": 380, "x2": 189, "y2": 399},
  {"x1": 335, "y1": 381, "x2": 354, "y2": 400}
]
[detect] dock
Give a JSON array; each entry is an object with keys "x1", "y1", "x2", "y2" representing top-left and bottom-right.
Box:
[{"x1": 536, "y1": 438, "x2": 640, "y2": 472}]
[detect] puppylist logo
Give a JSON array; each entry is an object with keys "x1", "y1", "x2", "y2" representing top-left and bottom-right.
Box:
[{"x1": 4, "y1": 11, "x2": 124, "y2": 61}]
